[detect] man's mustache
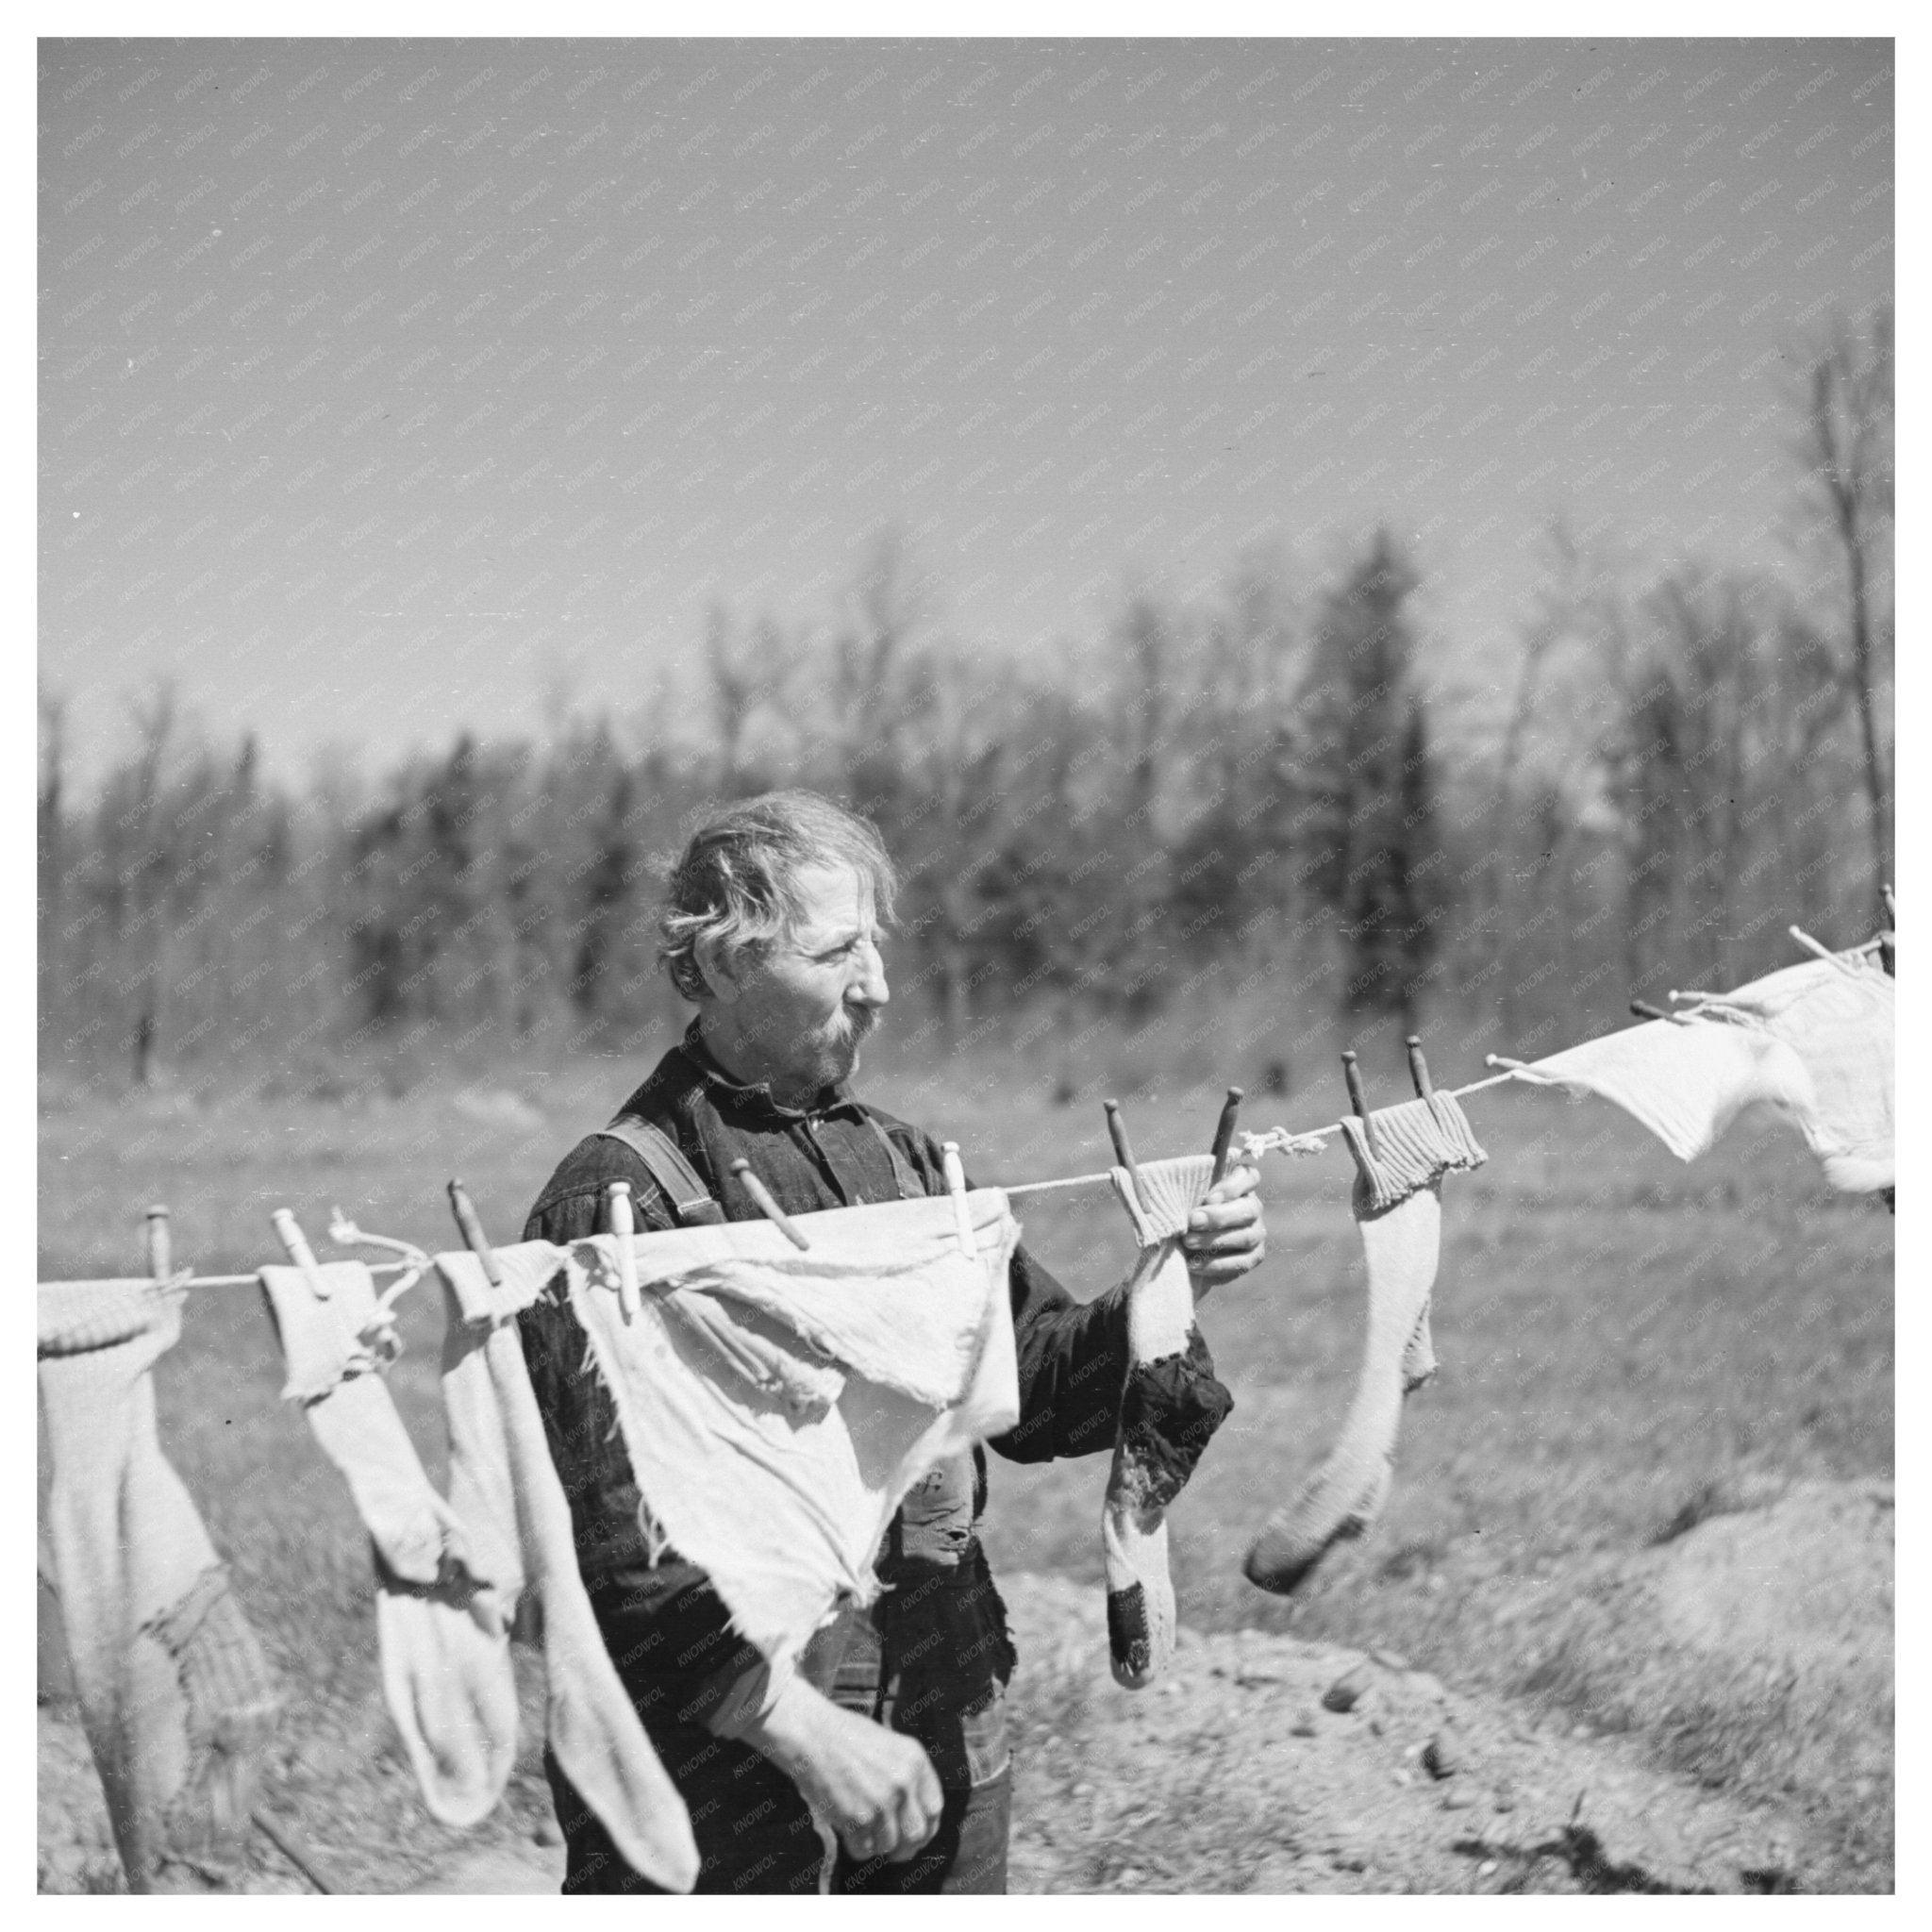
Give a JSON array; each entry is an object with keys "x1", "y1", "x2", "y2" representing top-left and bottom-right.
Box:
[{"x1": 765, "y1": 1008, "x2": 877, "y2": 1052}]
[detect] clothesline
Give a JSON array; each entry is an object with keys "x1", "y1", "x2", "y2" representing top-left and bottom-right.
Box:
[
  {"x1": 1001, "y1": 1067, "x2": 1523, "y2": 1197},
  {"x1": 114, "y1": 1066, "x2": 1529, "y2": 1282},
  {"x1": 84, "y1": 928, "x2": 1887, "y2": 1289}
]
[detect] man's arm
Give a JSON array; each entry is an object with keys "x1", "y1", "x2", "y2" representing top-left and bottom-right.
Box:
[
  {"x1": 716, "y1": 1679, "x2": 943, "y2": 1864},
  {"x1": 991, "y1": 1244, "x2": 1134, "y2": 1463},
  {"x1": 978, "y1": 1161, "x2": 1266, "y2": 1467},
  {"x1": 864, "y1": 1109, "x2": 1263, "y2": 1465}
]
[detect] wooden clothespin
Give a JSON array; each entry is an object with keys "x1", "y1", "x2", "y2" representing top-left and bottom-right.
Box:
[
  {"x1": 1208, "y1": 1088, "x2": 1244, "y2": 1187},
  {"x1": 1629, "y1": 999, "x2": 1672, "y2": 1023},
  {"x1": 446, "y1": 1179, "x2": 504, "y2": 1288},
  {"x1": 145, "y1": 1204, "x2": 171, "y2": 1282},
  {"x1": 1341, "y1": 1051, "x2": 1380, "y2": 1163},
  {"x1": 270, "y1": 1208, "x2": 327, "y2": 1297},
  {"x1": 1103, "y1": 1099, "x2": 1147, "y2": 1218},
  {"x1": 729, "y1": 1159, "x2": 810, "y2": 1251},
  {"x1": 1405, "y1": 1037, "x2": 1433, "y2": 1100},
  {"x1": 1789, "y1": 924, "x2": 1860, "y2": 979},
  {"x1": 941, "y1": 1142, "x2": 978, "y2": 1257},
  {"x1": 605, "y1": 1181, "x2": 641, "y2": 1322}
]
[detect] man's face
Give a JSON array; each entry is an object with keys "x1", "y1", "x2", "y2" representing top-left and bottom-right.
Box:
[{"x1": 714, "y1": 861, "x2": 889, "y2": 1102}]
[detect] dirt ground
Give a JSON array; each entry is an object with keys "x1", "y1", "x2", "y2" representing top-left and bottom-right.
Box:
[
  {"x1": 995, "y1": 1475, "x2": 1890, "y2": 1896},
  {"x1": 38, "y1": 1477, "x2": 1890, "y2": 1895}
]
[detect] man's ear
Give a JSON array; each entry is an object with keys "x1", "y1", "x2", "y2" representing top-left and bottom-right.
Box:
[{"x1": 693, "y1": 933, "x2": 741, "y2": 1005}]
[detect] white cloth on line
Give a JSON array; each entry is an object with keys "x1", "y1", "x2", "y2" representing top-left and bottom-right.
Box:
[
  {"x1": 258, "y1": 1260, "x2": 520, "y2": 1832},
  {"x1": 260, "y1": 1254, "x2": 696, "y2": 1886},
  {"x1": 1246, "y1": 1091, "x2": 1485, "y2": 1596},
  {"x1": 436, "y1": 1260, "x2": 701, "y2": 1891},
  {"x1": 39, "y1": 1277, "x2": 281, "y2": 1890},
  {"x1": 438, "y1": 1190, "x2": 1022, "y2": 1682},
  {"x1": 1507, "y1": 956, "x2": 1892, "y2": 1191},
  {"x1": 1098, "y1": 1154, "x2": 1219, "y2": 1690}
]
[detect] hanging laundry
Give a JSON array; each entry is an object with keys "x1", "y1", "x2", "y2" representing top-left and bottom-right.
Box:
[
  {"x1": 1099, "y1": 1153, "x2": 1236, "y2": 1689},
  {"x1": 435, "y1": 1247, "x2": 701, "y2": 1894},
  {"x1": 1702, "y1": 958, "x2": 1893, "y2": 1192},
  {"x1": 1505, "y1": 957, "x2": 1893, "y2": 1192},
  {"x1": 38, "y1": 1277, "x2": 282, "y2": 1891},
  {"x1": 438, "y1": 1190, "x2": 1022, "y2": 1701},
  {"x1": 1245, "y1": 1092, "x2": 1487, "y2": 1595},
  {"x1": 257, "y1": 1259, "x2": 519, "y2": 1832}
]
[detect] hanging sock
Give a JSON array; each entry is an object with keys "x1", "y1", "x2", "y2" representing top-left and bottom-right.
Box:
[
  {"x1": 1101, "y1": 1155, "x2": 1236, "y2": 1689},
  {"x1": 1504, "y1": 957, "x2": 1892, "y2": 1193},
  {"x1": 436, "y1": 1243, "x2": 701, "y2": 1893},
  {"x1": 38, "y1": 1278, "x2": 282, "y2": 1891},
  {"x1": 1244, "y1": 1093, "x2": 1486, "y2": 1596},
  {"x1": 1401, "y1": 1300, "x2": 1437, "y2": 1392},
  {"x1": 258, "y1": 1260, "x2": 519, "y2": 1830}
]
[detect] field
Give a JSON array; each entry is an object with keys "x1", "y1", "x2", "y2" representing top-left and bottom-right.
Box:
[{"x1": 37, "y1": 1032, "x2": 1895, "y2": 1891}]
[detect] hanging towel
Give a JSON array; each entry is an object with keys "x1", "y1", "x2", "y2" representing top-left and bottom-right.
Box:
[
  {"x1": 38, "y1": 1278, "x2": 281, "y2": 1891},
  {"x1": 1506, "y1": 957, "x2": 1893, "y2": 1192},
  {"x1": 258, "y1": 1259, "x2": 519, "y2": 1831},
  {"x1": 1699, "y1": 958, "x2": 1894, "y2": 1192},
  {"x1": 439, "y1": 1191, "x2": 1022, "y2": 1696},
  {"x1": 434, "y1": 1248, "x2": 701, "y2": 1893},
  {"x1": 1245, "y1": 1093, "x2": 1486, "y2": 1595}
]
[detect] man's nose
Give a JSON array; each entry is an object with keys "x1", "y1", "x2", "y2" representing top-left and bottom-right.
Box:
[{"x1": 849, "y1": 939, "x2": 889, "y2": 1008}]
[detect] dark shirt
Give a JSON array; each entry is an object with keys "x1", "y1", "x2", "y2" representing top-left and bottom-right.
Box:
[{"x1": 517, "y1": 1021, "x2": 1157, "y2": 1733}]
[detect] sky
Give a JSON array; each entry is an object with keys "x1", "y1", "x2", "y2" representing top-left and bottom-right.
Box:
[{"x1": 38, "y1": 35, "x2": 1893, "y2": 789}]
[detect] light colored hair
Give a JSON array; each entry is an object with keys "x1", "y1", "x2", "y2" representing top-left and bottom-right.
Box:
[{"x1": 658, "y1": 790, "x2": 898, "y2": 1002}]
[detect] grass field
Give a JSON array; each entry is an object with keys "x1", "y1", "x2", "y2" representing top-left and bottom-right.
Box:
[{"x1": 37, "y1": 1031, "x2": 1895, "y2": 1889}]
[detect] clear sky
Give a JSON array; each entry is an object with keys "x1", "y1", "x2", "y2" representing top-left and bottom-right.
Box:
[{"x1": 39, "y1": 35, "x2": 1893, "y2": 787}]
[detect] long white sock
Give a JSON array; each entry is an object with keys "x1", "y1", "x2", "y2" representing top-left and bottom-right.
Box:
[
  {"x1": 438, "y1": 1242, "x2": 699, "y2": 1892},
  {"x1": 258, "y1": 1261, "x2": 518, "y2": 1829},
  {"x1": 1101, "y1": 1154, "x2": 1232, "y2": 1690},
  {"x1": 40, "y1": 1279, "x2": 279, "y2": 1890},
  {"x1": 1244, "y1": 1091, "x2": 1483, "y2": 1595},
  {"x1": 1245, "y1": 1182, "x2": 1443, "y2": 1592}
]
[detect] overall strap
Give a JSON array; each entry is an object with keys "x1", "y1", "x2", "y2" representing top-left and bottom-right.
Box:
[
  {"x1": 591, "y1": 1116, "x2": 726, "y2": 1225},
  {"x1": 860, "y1": 1113, "x2": 925, "y2": 1202}
]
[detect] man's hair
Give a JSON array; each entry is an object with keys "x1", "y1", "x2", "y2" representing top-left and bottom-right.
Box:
[{"x1": 657, "y1": 789, "x2": 898, "y2": 1002}]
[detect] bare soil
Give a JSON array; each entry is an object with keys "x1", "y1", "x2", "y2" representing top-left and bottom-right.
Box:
[
  {"x1": 39, "y1": 1478, "x2": 1890, "y2": 1894},
  {"x1": 998, "y1": 1471, "x2": 1890, "y2": 1896}
]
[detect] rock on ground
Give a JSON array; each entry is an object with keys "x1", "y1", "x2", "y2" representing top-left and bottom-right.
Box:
[{"x1": 999, "y1": 1570, "x2": 1823, "y2": 1894}]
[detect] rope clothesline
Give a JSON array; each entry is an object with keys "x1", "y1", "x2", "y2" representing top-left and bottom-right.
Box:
[
  {"x1": 81, "y1": 929, "x2": 1887, "y2": 1290},
  {"x1": 1002, "y1": 1066, "x2": 1524, "y2": 1197},
  {"x1": 114, "y1": 1066, "x2": 1523, "y2": 1285}
]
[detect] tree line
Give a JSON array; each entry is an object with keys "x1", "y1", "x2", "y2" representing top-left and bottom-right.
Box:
[{"x1": 39, "y1": 313, "x2": 1891, "y2": 1094}]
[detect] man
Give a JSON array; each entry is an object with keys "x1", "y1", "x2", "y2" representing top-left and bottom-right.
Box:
[{"x1": 518, "y1": 789, "x2": 1267, "y2": 1893}]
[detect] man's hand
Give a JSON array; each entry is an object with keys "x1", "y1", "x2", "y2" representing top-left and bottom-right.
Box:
[
  {"x1": 1182, "y1": 1162, "x2": 1267, "y2": 1300},
  {"x1": 736, "y1": 1674, "x2": 943, "y2": 1865}
]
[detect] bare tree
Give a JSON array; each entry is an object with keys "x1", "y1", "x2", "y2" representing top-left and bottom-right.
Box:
[
  {"x1": 1793, "y1": 305, "x2": 1893, "y2": 905},
  {"x1": 39, "y1": 686, "x2": 67, "y2": 1013},
  {"x1": 1116, "y1": 593, "x2": 1174, "y2": 830},
  {"x1": 829, "y1": 529, "x2": 926, "y2": 775},
  {"x1": 123, "y1": 682, "x2": 181, "y2": 1085},
  {"x1": 704, "y1": 605, "x2": 794, "y2": 791}
]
